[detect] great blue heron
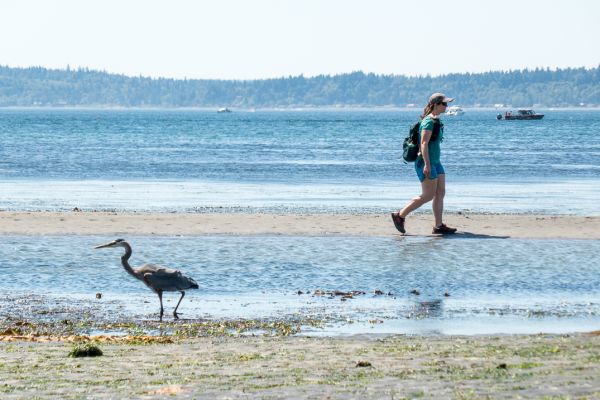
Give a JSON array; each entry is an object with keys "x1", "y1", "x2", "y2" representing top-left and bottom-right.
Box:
[{"x1": 94, "y1": 239, "x2": 199, "y2": 321}]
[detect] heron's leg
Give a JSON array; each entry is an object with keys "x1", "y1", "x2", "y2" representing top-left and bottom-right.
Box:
[
  {"x1": 157, "y1": 290, "x2": 164, "y2": 322},
  {"x1": 173, "y1": 291, "x2": 185, "y2": 319}
]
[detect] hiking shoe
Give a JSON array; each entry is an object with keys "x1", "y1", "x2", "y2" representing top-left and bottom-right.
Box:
[
  {"x1": 432, "y1": 224, "x2": 457, "y2": 235},
  {"x1": 391, "y1": 212, "x2": 406, "y2": 234}
]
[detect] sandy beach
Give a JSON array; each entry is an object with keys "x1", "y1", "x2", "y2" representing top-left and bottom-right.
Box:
[
  {"x1": 1, "y1": 211, "x2": 599, "y2": 239},
  {"x1": 1, "y1": 333, "x2": 599, "y2": 399}
]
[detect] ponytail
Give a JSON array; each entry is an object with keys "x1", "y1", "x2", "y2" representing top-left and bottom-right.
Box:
[{"x1": 420, "y1": 102, "x2": 435, "y2": 120}]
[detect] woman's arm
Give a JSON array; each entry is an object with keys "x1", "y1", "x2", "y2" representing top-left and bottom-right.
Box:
[{"x1": 420, "y1": 129, "x2": 432, "y2": 178}]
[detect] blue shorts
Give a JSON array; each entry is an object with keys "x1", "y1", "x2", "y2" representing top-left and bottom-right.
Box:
[{"x1": 415, "y1": 158, "x2": 445, "y2": 182}]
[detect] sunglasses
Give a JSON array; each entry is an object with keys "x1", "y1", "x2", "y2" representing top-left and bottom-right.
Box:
[{"x1": 439, "y1": 101, "x2": 448, "y2": 106}]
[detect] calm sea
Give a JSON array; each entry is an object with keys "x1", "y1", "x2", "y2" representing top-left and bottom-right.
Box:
[{"x1": 1, "y1": 108, "x2": 599, "y2": 214}]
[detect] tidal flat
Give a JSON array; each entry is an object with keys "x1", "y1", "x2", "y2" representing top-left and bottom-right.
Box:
[{"x1": 1, "y1": 333, "x2": 599, "y2": 399}]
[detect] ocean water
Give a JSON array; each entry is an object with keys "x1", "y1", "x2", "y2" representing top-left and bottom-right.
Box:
[
  {"x1": 0, "y1": 235, "x2": 599, "y2": 335},
  {"x1": 0, "y1": 108, "x2": 599, "y2": 214}
]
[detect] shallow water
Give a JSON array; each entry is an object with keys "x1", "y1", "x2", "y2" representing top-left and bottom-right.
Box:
[
  {"x1": 1, "y1": 178, "x2": 598, "y2": 214},
  {"x1": 1, "y1": 235, "x2": 598, "y2": 335}
]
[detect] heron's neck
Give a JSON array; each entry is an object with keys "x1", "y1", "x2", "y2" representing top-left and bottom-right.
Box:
[{"x1": 120, "y1": 243, "x2": 140, "y2": 279}]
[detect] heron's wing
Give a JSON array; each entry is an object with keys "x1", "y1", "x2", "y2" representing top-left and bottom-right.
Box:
[
  {"x1": 138, "y1": 264, "x2": 198, "y2": 291},
  {"x1": 138, "y1": 263, "x2": 180, "y2": 276}
]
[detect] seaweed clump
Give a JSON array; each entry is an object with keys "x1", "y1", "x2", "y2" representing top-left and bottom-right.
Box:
[{"x1": 68, "y1": 343, "x2": 103, "y2": 358}]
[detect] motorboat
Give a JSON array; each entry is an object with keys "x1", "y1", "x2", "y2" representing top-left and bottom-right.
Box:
[
  {"x1": 445, "y1": 106, "x2": 464, "y2": 116},
  {"x1": 217, "y1": 107, "x2": 232, "y2": 113},
  {"x1": 496, "y1": 109, "x2": 544, "y2": 120}
]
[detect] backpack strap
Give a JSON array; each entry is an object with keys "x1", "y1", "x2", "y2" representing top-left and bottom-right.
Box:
[{"x1": 430, "y1": 120, "x2": 442, "y2": 142}]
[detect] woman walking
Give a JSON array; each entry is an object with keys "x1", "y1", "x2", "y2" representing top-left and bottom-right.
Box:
[{"x1": 391, "y1": 93, "x2": 457, "y2": 235}]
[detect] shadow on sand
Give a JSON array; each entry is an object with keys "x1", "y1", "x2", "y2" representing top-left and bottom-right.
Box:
[{"x1": 440, "y1": 231, "x2": 510, "y2": 240}]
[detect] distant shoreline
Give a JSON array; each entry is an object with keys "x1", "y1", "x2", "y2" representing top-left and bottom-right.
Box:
[{"x1": 3, "y1": 65, "x2": 598, "y2": 109}]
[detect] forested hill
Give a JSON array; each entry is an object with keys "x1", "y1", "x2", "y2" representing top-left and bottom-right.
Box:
[{"x1": 0, "y1": 65, "x2": 598, "y2": 108}]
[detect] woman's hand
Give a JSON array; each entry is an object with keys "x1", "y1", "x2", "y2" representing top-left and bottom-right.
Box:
[{"x1": 423, "y1": 163, "x2": 431, "y2": 178}]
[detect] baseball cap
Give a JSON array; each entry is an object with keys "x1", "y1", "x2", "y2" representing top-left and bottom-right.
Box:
[{"x1": 429, "y1": 93, "x2": 454, "y2": 104}]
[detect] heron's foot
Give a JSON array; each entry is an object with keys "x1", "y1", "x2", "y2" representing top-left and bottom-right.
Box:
[{"x1": 173, "y1": 312, "x2": 180, "y2": 320}]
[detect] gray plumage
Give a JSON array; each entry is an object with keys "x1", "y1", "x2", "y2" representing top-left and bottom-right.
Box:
[{"x1": 94, "y1": 238, "x2": 199, "y2": 321}]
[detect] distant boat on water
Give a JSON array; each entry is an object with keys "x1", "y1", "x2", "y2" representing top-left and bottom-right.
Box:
[
  {"x1": 446, "y1": 106, "x2": 464, "y2": 116},
  {"x1": 497, "y1": 109, "x2": 544, "y2": 120},
  {"x1": 217, "y1": 107, "x2": 232, "y2": 113}
]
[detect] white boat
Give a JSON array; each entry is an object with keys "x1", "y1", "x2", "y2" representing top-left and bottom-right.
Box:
[
  {"x1": 217, "y1": 107, "x2": 232, "y2": 113},
  {"x1": 446, "y1": 106, "x2": 464, "y2": 116}
]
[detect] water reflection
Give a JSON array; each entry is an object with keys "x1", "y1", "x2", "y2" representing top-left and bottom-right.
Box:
[{"x1": 410, "y1": 299, "x2": 444, "y2": 319}]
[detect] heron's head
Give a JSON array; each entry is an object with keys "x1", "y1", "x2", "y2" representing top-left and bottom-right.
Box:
[{"x1": 93, "y1": 238, "x2": 127, "y2": 249}]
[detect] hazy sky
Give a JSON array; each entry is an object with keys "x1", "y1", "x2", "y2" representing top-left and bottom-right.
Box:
[{"x1": 1, "y1": 0, "x2": 599, "y2": 80}]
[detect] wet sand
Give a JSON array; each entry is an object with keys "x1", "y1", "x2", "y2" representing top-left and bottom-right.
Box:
[
  {"x1": 1, "y1": 211, "x2": 599, "y2": 239},
  {"x1": 1, "y1": 333, "x2": 599, "y2": 399}
]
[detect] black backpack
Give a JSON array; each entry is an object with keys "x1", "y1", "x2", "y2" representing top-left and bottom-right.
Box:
[{"x1": 402, "y1": 119, "x2": 442, "y2": 162}]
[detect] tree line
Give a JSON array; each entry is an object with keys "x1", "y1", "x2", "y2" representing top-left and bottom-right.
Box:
[{"x1": 0, "y1": 65, "x2": 598, "y2": 107}]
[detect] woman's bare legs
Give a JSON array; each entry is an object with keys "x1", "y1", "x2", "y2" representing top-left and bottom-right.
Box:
[
  {"x1": 398, "y1": 178, "x2": 438, "y2": 218},
  {"x1": 432, "y1": 173, "x2": 445, "y2": 227}
]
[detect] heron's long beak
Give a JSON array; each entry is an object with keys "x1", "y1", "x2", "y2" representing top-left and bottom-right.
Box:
[{"x1": 94, "y1": 242, "x2": 114, "y2": 249}]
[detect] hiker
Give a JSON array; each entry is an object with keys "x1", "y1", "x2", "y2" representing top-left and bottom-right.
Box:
[{"x1": 391, "y1": 93, "x2": 458, "y2": 235}]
